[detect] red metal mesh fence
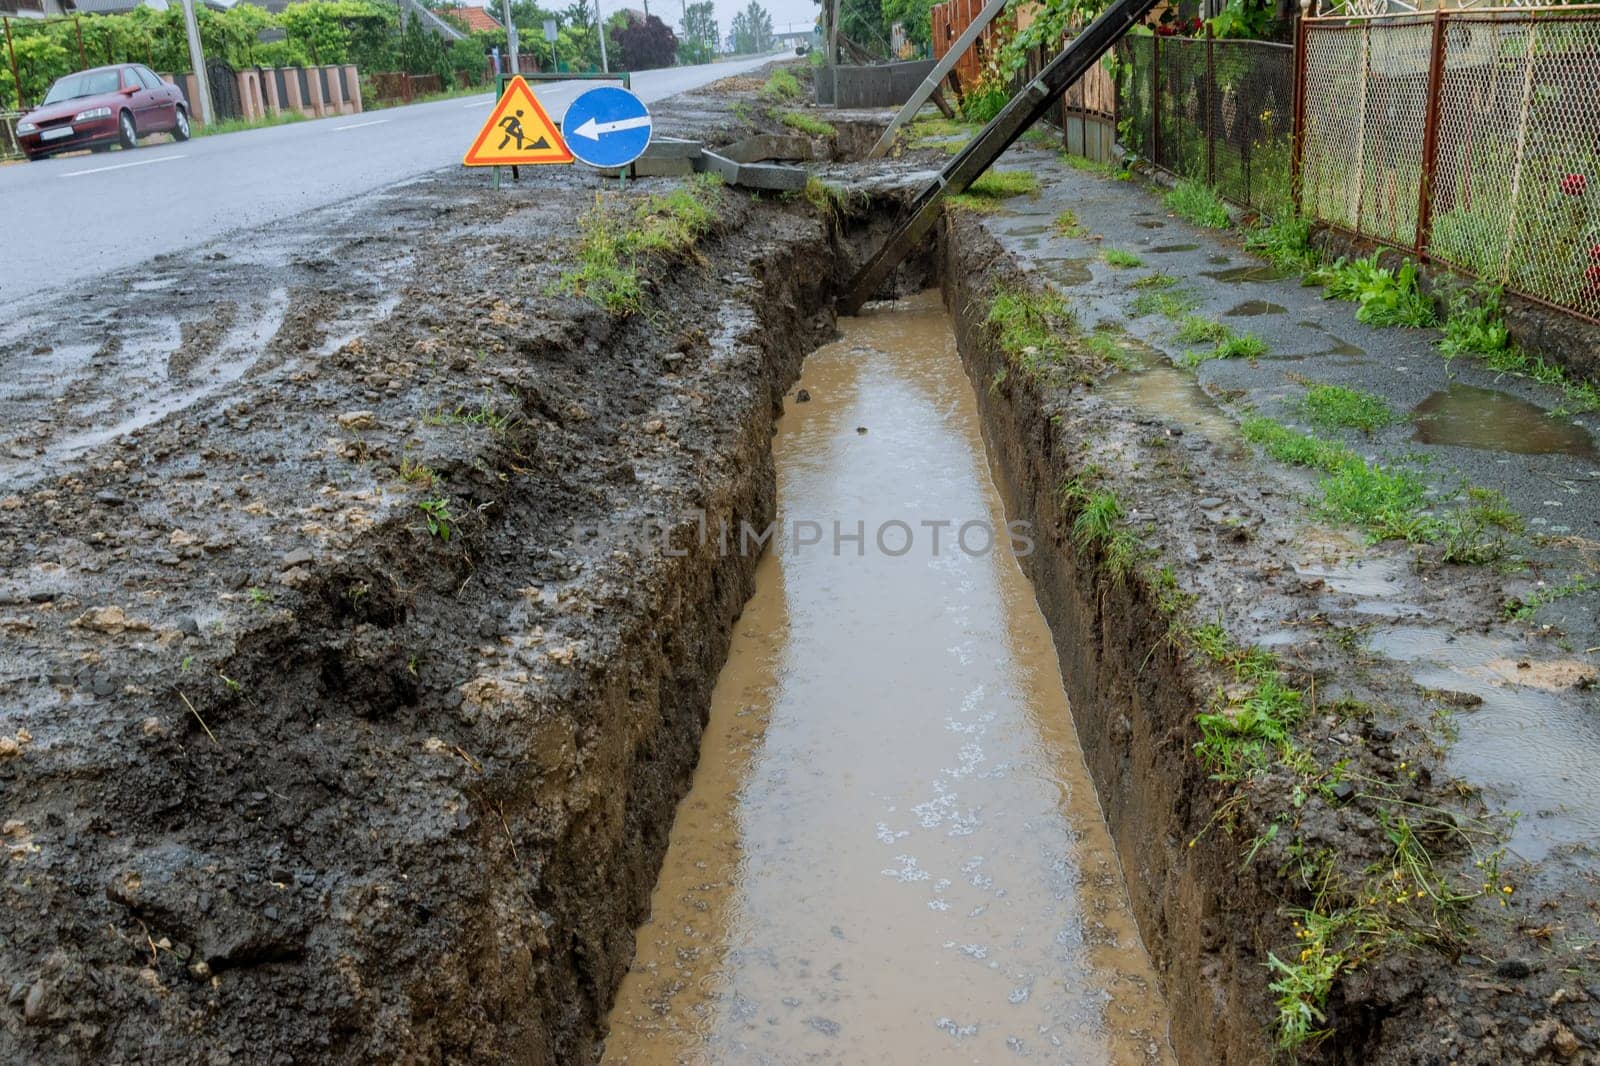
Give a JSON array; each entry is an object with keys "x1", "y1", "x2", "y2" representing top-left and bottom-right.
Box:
[{"x1": 1300, "y1": 10, "x2": 1600, "y2": 324}]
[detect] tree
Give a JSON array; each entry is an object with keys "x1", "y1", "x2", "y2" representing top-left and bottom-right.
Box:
[
  {"x1": 730, "y1": 0, "x2": 772, "y2": 53},
  {"x1": 677, "y1": 0, "x2": 717, "y2": 64},
  {"x1": 610, "y1": 12, "x2": 677, "y2": 69}
]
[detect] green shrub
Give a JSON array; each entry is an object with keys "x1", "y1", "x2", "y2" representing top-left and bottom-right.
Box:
[{"x1": 1165, "y1": 179, "x2": 1230, "y2": 228}]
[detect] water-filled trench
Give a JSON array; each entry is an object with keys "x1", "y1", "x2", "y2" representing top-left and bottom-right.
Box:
[{"x1": 601, "y1": 292, "x2": 1174, "y2": 1064}]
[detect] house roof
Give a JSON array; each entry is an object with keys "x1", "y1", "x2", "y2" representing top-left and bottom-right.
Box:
[{"x1": 432, "y1": 4, "x2": 502, "y2": 33}]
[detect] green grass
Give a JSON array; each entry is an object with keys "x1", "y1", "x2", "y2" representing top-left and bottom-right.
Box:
[
  {"x1": 1439, "y1": 287, "x2": 1600, "y2": 414},
  {"x1": 1176, "y1": 316, "x2": 1231, "y2": 344},
  {"x1": 759, "y1": 68, "x2": 802, "y2": 101},
  {"x1": 1241, "y1": 417, "x2": 1435, "y2": 542},
  {"x1": 777, "y1": 109, "x2": 836, "y2": 138},
  {"x1": 1165, "y1": 179, "x2": 1230, "y2": 228},
  {"x1": 987, "y1": 286, "x2": 1078, "y2": 375},
  {"x1": 1084, "y1": 328, "x2": 1136, "y2": 370},
  {"x1": 1060, "y1": 477, "x2": 1142, "y2": 581},
  {"x1": 1502, "y1": 575, "x2": 1597, "y2": 622},
  {"x1": 561, "y1": 175, "x2": 723, "y2": 314},
  {"x1": 1063, "y1": 152, "x2": 1127, "y2": 180},
  {"x1": 1244, "y1": 212, "x2": 1319, "y2": 273},
  {"x1": 1299, "y1": 384, "x2": 1394, "y2": 434},
  {"x1": 193, "y1": 110, "x2": 310, "y2": 138},
  {"x1": 949, "y1": 169, "x2": 1041, "y2": 211},
  {"x1": 907, "y1": 115, "x2": 979, "y2": 139},
  {"x1": 1176, "y1": 320, "x2": 1267, "y2": 366},
  {"x1": 1130, "y1": 272, "x2": 1178, "y2": 289},
  {"x1": 1052, "y1": 208, "x2": 1084, "y2": 237},
  {"x1": 1130, "y1": 287, "x2": 1201, "y2": 320},
  {"x1": 1103, "y1": 248, "x2": 1143, "y2": 268}
]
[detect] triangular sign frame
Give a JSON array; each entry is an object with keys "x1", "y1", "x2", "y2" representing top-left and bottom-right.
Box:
[{"x1": 463, "y1": 76, "x2": 574, "y2": 167}]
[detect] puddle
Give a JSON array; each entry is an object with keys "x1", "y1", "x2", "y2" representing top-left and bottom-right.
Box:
[
  {"x1": 1322, "y1": 338, "x2": 1367, "y2": 358},
  {"x1": 1411, "y1": 384, "x2": 1597, "y2": 458},
  {"x1": 1039, "y1": 256, "x2": 1095, "y2": 287},
  {"x1": 1224, "y1": 299, "x2": 1287, "y2": 318},
  {"x1": 602, "y1": 293, "x2": 1173, "y2": 1064},
  {"x1": 1135, "y1": 220, "x2": 1166, "y2": 229},
  {"x1": 1150, "y1": 243, "x2": 1200, "y2": 254},
  {"x1": 1206, "y1": 255, "x2": 1231, "y2": 265},
  {"x1": 1368, "y1": 625, "x2": 1600, "y2": 859},
  {"x1": 1001, "y1": 223, "x2": 1050, "y2": 238},
  {"x1": 1097, "y1": 338, "x2": 1244, "y2": 453},
  {"x1": 1202, "y1": 264, "x2": 1290, "y2": 283}
]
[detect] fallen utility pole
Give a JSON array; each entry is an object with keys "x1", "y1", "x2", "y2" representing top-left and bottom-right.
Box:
[
  {"x1": 840, "y1": 0, "x2": 1162, "y2": 314},
  {"x1": 865, "y1": 0, "x2": 1009, "y2": 160}
]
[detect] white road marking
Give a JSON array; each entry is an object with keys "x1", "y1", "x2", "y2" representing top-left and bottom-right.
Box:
[
  {"x1": 335, "y1": 119, "x2": 389, "y2": 131},
  {"x1": 463, "y1": 99, "x2": 494, "y2": 108},
  {"x1": 62, "y1": 154, "x2": 187, "y2": 178}
]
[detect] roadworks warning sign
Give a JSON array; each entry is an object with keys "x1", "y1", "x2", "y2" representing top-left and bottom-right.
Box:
[{"x1": 463, "y1": 76, "x2": 574, "y2": 166}]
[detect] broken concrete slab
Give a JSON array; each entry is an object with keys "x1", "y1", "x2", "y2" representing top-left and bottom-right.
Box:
[
  {"x1": 694, "y1": 150, "x2": 808, "y2": 192},
  {"x1": 718, "y1": 134, "x2": 819, "y2": 164}
]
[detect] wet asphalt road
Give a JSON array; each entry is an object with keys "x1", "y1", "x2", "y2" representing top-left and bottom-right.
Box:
[{"x1": 0, "y1": 53, "x2": 778, "y2": 305}]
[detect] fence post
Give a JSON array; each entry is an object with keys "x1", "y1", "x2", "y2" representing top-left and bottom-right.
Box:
[
  {"x1": 1151, "y1": 32, "x2": 1161, "y2": 166},
  {"x1": 1291, "y1": 13, "x2": 1308, "y2": 213},
  {"x1": 1499, "y1": 23, "x2": 1541, "y2": 284},
  {"x1": 1413, "y1": 9, "x2": 1447, "y2": 257},
  {"x1": 4, "y1": 18, "x2": 21, "y2": 111},
  {"x1": 1205, "y1": 22, "x2": 1215, "y2": 186}
]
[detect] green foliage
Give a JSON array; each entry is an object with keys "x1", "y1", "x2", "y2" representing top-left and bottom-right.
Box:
[
  {"x1": 729, "y1": 0, "x2": 773, "y2": 53},
  {"x1": 1317, "y1": 255, "x2": 1437, "y2": 327},
  {"x1": 778, "y1": 110, "x2": 836, "y2": 137},
  {"x1": 760, "y1": 68, "x2": 802, "y2": 101},
  {"x1": 1439, "y1": 286, "x2": 1511, "y2": 359},
  {"x1": 1103, "y1": 248, "x2": 1143, "y2": 268},
  {"x1": 1176, "y1": 316, "x2": 1231, "y2": 344},
  {"x1": 1299, "y1": 384, "x2": 1394, "y2": 434},
  {"x1": 1165, "y1": 179, "x2": 1230, "y2": 228},
  {"x1": 1083, "y1": 330, "x2": 1135, "y2": 370},
  {"x1": 1244, "y1": 213, "x2": 1318, "y2": 273},
  {"x1": 1052, "y1": 208, "x2": 1084, "y2": 237},
  {"x1": 1130, "y1": 287, "x2": 1201, "y2": 319},
  {"x1": 561, "y1": 176, "x2": 723, "y2": 314},
  {"x1": 1068, "y1": 487, "x2": 1142, "y2": 581},
  {"x1": 1502, "y1": 575, "x2": 1597, "y2": 622},
  {"x1": 959, "y1": 80, "x2": 1011, "y2": 123},
  {"x1": 987, "y1": 286, "x2": 1079, "y2": 376},
  {"x1": 419, "y1": 498, "x2": 454, "y2": 541},
  {"x1": 948, "y1": 170, "x2": 1040, "y2": 211},
  {"x1": 1241, "y1": 418, "x2": 1433, "y2": 543},
  {"x1": 1131, "y1": 272, "x2": 1178, "y2": 289},
  {"x1": 676, "y1": 0, "x2": 718, "y2": 64}
]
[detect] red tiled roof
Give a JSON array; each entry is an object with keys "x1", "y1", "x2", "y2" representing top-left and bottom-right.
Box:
[{"x1": 433, "y1": 5, "x2": 502, "y2": 32}]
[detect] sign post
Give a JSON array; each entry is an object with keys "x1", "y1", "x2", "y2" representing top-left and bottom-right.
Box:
[{"x1": 543, "y1": 18, "x2": 559, "y2": 72}]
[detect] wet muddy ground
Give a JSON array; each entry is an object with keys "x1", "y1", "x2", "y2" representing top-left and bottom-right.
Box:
[
  {"x1": 4, "y1": 55, "x2": 1600, "y2": 1065},
  {"x1": 602, "y1": 294, "x2": 1170, "y2": 1064}
]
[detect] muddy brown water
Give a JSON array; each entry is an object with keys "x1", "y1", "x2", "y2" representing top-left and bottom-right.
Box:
[
  {"x1": 601, "y1": 293, "x2": 1173, "y2": 1064},
  {"x1": 1411, "y1": 383, "x2": 1598, "y2": 458}
]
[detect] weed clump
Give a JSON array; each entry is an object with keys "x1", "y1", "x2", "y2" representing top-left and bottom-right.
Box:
[
  {"x1": 949, "y1": 170, "x2": 1040, "y2": 211},
  {"x1": 1299, "y1": 384, "x2": 1394, "y2": 434},
  {"x1": 1165, "y1": 179, "x2": 1230, "y2": 228},
  {"x1": 778, "y1": 110, "x2": 836, "y2": 138},
  {"x1": 986, "y1": 286, "x2": 1078, "y2": 376},
  {"x1": 759, "y1": 69, "x2": 802, "y2": 101},
  {"x1": 561, "y1": 175, "x2": 723, "y2": 314},
  {"x1": 1103, "y1": 248, "x2": 1143, "y2": 268},
  {"x1": 1317, "y1": 255, "x2": 1437, "y2": 327}
]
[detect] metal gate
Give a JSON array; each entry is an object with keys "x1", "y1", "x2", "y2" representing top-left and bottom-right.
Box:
[{"x1": 206, "y1": 59, "x2": 241, "y2": 121}]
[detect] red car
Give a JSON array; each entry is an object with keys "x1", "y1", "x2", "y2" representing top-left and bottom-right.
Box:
[{"x1": 16, "y1": 64, "x2": 191, "y2": 161}]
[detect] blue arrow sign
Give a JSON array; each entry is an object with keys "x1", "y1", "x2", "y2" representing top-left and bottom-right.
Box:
[{"x1": 563, "y1": 86, "x2": 652, "y2": 169}]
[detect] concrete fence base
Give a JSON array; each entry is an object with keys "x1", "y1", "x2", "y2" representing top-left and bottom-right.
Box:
[
  {"x1": 161, "y1": 64, "x2": 362, "y2": 127},
  {"x1": 819, "y1": 60, "x2": 939, "y2": 108}
]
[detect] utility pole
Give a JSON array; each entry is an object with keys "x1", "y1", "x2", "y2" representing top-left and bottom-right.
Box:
[
  {"x1": 596, "y1": 0, "x2": 609, "y2": 72},
  {"x1": 502, "y1": 0, "x2": 518, "y2": 73},
  {"x1": 178, "y1": 0, "x2": 213, "y2": 126}
]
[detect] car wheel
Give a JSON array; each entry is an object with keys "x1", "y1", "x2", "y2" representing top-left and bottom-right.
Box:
[
  {"x1": 172, "y1": 106, "x2": 191, "y2": 142},
  {"x1": 118, "y1": 110, "x2": 138, "y2": 150}
]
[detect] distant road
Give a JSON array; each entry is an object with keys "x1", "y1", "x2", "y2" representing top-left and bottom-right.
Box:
[{"x1": 0, "y1": 54, "x2": 777, "y2": 303}]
